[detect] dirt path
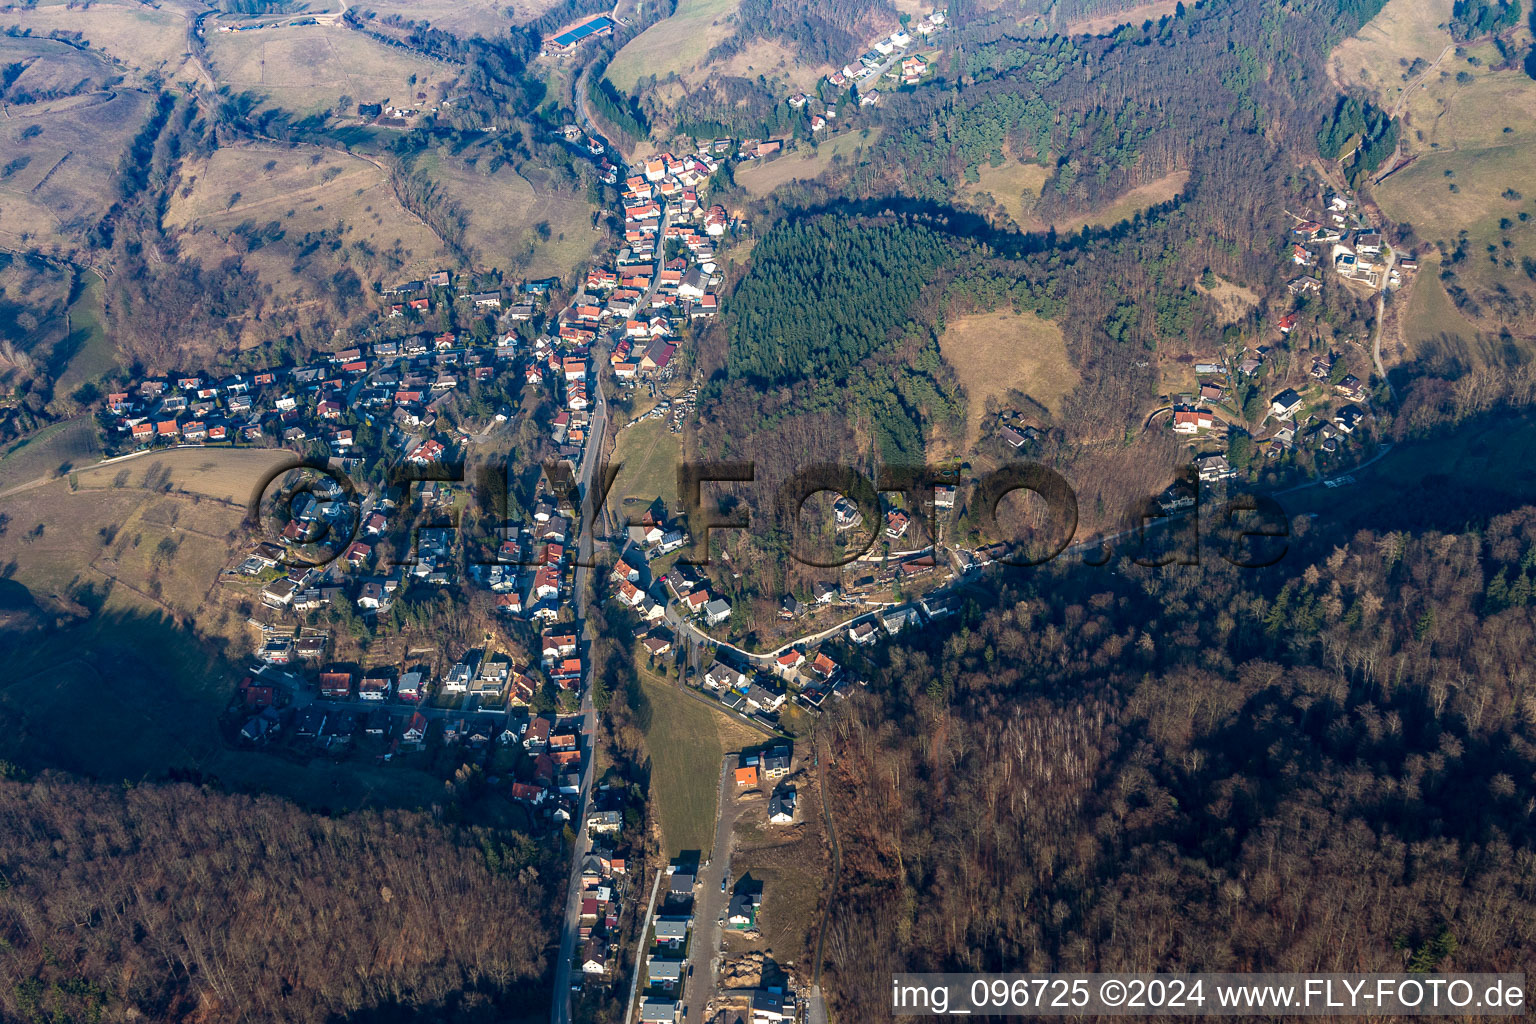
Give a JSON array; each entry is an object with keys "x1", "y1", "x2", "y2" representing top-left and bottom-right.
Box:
[{"x1": 1389, "y1": 43, "x2": 1452, "y2": 120}]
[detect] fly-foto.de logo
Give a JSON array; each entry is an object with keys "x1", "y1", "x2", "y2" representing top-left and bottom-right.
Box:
[{"x1": 244, "y1": 457, "x2": 1290, "y2": 572}]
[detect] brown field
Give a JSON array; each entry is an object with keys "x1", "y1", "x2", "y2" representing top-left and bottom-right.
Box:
[
  {"x1": 1393, "y1": 254, "x2": 1536, "y2": 370},
  {"x1": 1196, "y1": 273, "x2": 1262, "y2": 322},
  {"x1": 727, "y1": 764, "x2": 829, "y2": 970},
  {"x1": 204, "y1": 24, "x2": 452, "y2": 117},
  {"x1": 1329, "y1": 0, "x2": 1453, "y2": 109},
  {"x1": 1372, "y1": 42, "x2": 1536, "y2": 333},
  {"x1": 1376, "y1": 68, "x2": 1536, "y2": 240},
  {"x1": 1401, "y1": 255, "x2": 1477, "y2": 341},
  {"x1": 0, "y1": 32, "x2": 118, "y2": 95},
  {"x1": 73, "y1": 446, "x2": 295, "y2": 504},
  {"x1": 1045, "y1": 169, "x2": 1190, "y2": 233},
  {"x1": 1068, "y1": 0, "x2": 1181, "y2": 35},
  {"x1": 0, "y1": 83, "x2": 152, "y2": 252},
  {"x1": 413, "y1": 152, "x2": 597, "y2": 278},
  {"x1": 0, "y1": 0, "x2": 202, "y2": 82},
  {"x1": 0, "y1": 470, "x2": 239, "y2": 618},
  {"x1": 939, "y1": 309, "x2": 1078, "y2": 447},
  {"x1": 959, "y1": 158, "x2": 1052, "y2": 228},
  {"x1": 166, "y1": 142, "x2": 450, "y2": 305},
  {"x1": 735, "y1": 130, "x2": 883, "y2": 197},
  {"x1": 0, "y1": 416, "x2": 100, "y2": 496},
  {"x1": 682, "y1": 37, "x2": 833, "y2": 95}
]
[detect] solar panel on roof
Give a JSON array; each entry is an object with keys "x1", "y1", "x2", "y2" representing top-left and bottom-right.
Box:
[{"x1": 552, "y1": 15, "x2": 613, "y2": 46}]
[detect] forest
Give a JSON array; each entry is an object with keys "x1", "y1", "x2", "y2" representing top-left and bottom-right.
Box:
[
  {"x1": 0, "y1": 771, "x2": 557, "y2": 1023},
  {"x1": 1316, "y1": 95, "x2": 1399, "y2": 187},
  {"x1": 705, "y1": 0, "x2": 898, "y2": 68},
  {"x1": 819, "y1": 505, "x2": 1536, "y2": 1021},
  {"x1": 724, "y1": 215, "x2": 957, "y2": 385},
  {"x1": 1449, "y1": 0, "x2": 1523, "y2": 40},
  {"x1": 687, "y1": 0, "x2": 1412, "y2": 609}
]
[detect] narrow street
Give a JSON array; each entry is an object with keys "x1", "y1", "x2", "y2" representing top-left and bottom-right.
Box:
[
  {"x1": 550, "y1": 347, "x2": 608, "y2": 1024},
  {"x1": 683, "y1": 759, "x2": 742, "y2": 1024}
]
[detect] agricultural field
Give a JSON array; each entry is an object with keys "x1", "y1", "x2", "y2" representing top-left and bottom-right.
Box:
[
  {"x1": 635, "y1": 663, "x2": 762, "y2": 853},
  {"x1": 0, "y1": 0, "x2": 203, "y2": 83},
  {"x1": 52, "y1": 273, "x2": 115, "y2": 396},
  {"x1": 637, "y1": 669, "x2": 724, "y2": 856},
  {"x1": 1370, "y1": 37, "x2": 1536, "y2": 333},
  {"x1": 1328, "y1": 0, "x2": 1452, "y2": 109},
  {"x1": 938, "y1": 309, "x2": 1078, "y2": 448},
  {"x1": 203, "y1": 24, "x2": 452, "y2": 117},
  {"x1": 72, "y1": 446, "x2": 295, "y2": 503},
  {"x1": 735, "y1": 130, "x2": 883, "y2": 197},
  {"x1": 0, "y1": 31, "x2": 120, "y2": 98},
  {"x1": 0, "y1": 79, "x2": 152, "y2": 252},
  {"x1": 0, "y1": 454, "x2": 256, "y2": 611},
  {"x1": 1402, "y1": 254, "x2": 1480, "y2": 344},
  {"x1": 605, "y1": 0, "x2": 742, "y2": 93},
  {"x1": 1398, "y1": 255, "x2": 1536, "y2": 370},
  {"x1": 607, "y1": 416, "x2": 683, "y2": 520},
  {"x1": 1376, "y1": 63, "x2": 1536, "y2": 240},
  {"x1": 166, "y1": 142, "x2": 451, "y2": 307},
  {"x1": 408, "y1": 150, "x2": 598, "y2": 280},
  {"x1": 0, "y1": 416, "x2": 100, "y2": 496}
]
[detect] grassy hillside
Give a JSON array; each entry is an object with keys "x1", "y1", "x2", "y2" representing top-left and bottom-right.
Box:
[
  {"x1": 166, "y1": 141, "x2": 451, "y2": 309},
  {"x1": 203, "y1": 23, "x2": 453, "y2": 117},
  {"x1": 0, "y1": 84, "x2": 152, "y2": 253},
  {"x1": 606, "y1": 0, "x2": 743, "y2": 93},
  {"x1": 939, "y1": 309, "x2": 1077, "y2": 448}
]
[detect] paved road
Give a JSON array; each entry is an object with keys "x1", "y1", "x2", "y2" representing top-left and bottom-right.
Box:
[
  {"x1": 622, "y1": 868, "x2": 665, "y2": 1024},
  {"x1": 683, "y1": 759, "x2": 740, "y2": 1024},
  {"x1": 550, "y1": 348, "x2": 609, "y2": 1024},
  {"x1": 551, "y1": 55, "x2": 636, "y2": 1022},
  {"x1": 806, "y1": 986, "x2": 830, "y2": 1024}
]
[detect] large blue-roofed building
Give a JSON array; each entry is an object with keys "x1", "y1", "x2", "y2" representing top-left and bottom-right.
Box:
[{"x1": 551, "y1": 16, "x2": 613, "y2": 48}]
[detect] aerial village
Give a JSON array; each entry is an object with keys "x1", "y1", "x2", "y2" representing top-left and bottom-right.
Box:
[
  {"x1": 785, "y1": 9, "x2": 948, "y2": 118},
  {"x1": 85, "y1": 102, "x2": 1394, "y2": 833},
  {"x1": 1120, "y1": 185, "x2": 1393, "y2": 497}
]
